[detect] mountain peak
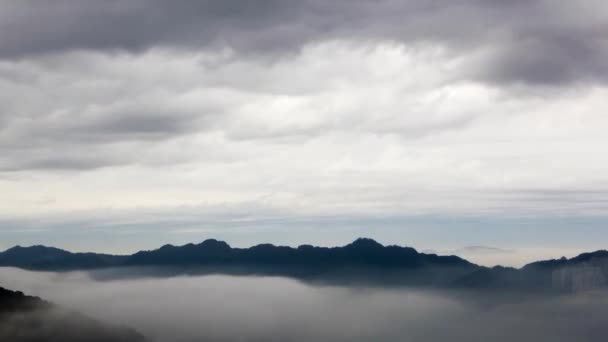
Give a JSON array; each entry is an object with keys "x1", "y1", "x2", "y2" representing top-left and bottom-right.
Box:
[
  {"x1": 347, "y1": 238, "x2": 384, "y2": 249},
  {"x1": 3, "y1": 245, "x2": 69, "y2": 255},
  {"x1": 197, "y1": 239, "x2": 231, "y2": 250}
]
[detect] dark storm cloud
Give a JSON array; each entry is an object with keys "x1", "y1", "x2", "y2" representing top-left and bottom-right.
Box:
[
  {"x1": 480, "y1": 32, "x2": 608, "y2": 85},
  {"x1": 1, "y1": 0, "x2": 607, "y2": 86}
]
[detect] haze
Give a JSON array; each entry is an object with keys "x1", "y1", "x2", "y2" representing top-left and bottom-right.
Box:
[{"x1": 0, "y1": 267, "x2": 606, "y2": 342}]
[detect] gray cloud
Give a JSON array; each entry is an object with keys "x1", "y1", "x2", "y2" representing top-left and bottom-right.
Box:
[
  {"x1": 1, "y1": 0, "x2": 608, "y2": 231},
  {"x1": 1, "y1": 0, "x2": 607, "y2": 86},
  {"x1": 0, "y1": 53, "x2": 231, "y2": 170},
  {"x1": 7, "y1": 157, "x2": 118, "y2": 172},
  {"x1": 0, "y1": 42, "x2": 496, "y2": 171},
  {"x1": 480, "y1": 33, "x2": 608, "y2": 85}
]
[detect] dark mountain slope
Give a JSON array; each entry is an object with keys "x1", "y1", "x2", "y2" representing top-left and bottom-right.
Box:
[
  {"x1": 0, "y1": 285, "x2": 145, "y2": 342},
  {"x1": 0, "y1": 245, "x2": 126, "y2": 270},
  {"x1": 0, "y1": 286, "x2": 51, "y2": 314}
]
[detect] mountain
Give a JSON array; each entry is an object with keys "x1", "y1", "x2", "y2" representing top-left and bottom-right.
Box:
[
  {"x1": 523, "y1": 250, "x2": 608, "y2": 292},
  {"x1": 126, "y1": 238, "x2": 474, "y2": 268},
  {"x1": 0, "y1": 245, "x2": 126, "y2": 270},
  {"x1": 122, "y1": 238, "x2": 478, "y2": 286},
  {"x1": 0, "y1": 238, "x2": 479, "y2": 286},
  {"x1": 1, "y1": 238, "x2": 607, "y2": 292},
  {"x1": 456, "y1": 250, "x2": 608, "y2": 292},
  {"x1": 0, "y1": 285, "x2": 145, "y2": 341},
  {"x1": 0, "y1": 285, "x2": 51, "y2": 314}
]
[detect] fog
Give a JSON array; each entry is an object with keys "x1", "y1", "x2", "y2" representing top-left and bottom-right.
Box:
[
  {"x1": 1, "y1": 267, "x2": 607, "y2": 342},
  {"x1": 0, "y1": 308, "x2": 143, "y2": 342}
]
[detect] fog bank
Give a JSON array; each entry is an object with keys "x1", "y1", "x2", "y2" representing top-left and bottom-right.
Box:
[{"x1": 1, "y1": 267, "x2": 606, "y2": 342}]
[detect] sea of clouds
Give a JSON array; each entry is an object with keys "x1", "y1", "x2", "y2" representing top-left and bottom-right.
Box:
[{"x1": 1, "y1": 267, "x2": 607, "y2": 342}]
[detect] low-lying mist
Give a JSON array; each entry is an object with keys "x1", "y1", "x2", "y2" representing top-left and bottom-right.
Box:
[
  {"x1": 1, "y1": 267, "x2": 607, "y2": 342},
  {"x1": 0, "y1": 307, "x2": 144, "y2": 342}
]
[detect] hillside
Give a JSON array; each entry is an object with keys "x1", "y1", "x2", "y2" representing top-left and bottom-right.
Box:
[{"x1": 0, "y1": 285, "x2": 145, "y2": 342}]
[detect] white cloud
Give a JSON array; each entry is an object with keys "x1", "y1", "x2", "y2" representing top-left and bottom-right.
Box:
[{"x1": 0, "y1": 40, "x2": 607, "y2": 249}]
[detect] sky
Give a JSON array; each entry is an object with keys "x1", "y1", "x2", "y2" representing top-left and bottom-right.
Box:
[{"x1": 1, "y1": 1, "x2": 608, "y2": 266}]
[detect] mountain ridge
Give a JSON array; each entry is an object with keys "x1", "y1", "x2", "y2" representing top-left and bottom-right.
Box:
[{"x1": 1, "y1": 238, "x2": 607, "y2": 292}]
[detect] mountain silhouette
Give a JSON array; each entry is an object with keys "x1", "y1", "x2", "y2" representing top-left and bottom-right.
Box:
[
  {"x1": 1, "y1": 238, "x2": 607, "y2": 292},
  {"x1": 0, "y1": 285, "x2": 51, "y2": 314},
  {"x1": 126, "y1": 237, "x2": 473, "y2": 268},
  {"x1": 0, "y1": 285, "x2": 145, "y2": 341},
  {"x1": 456, "y1": 250, "x2": 608, "y2": 292},
  {"x1": 0, "y1": 245, "x2": 126, "y2": 270},
  {"x1": 122, "y1": 238, "x2": 478, "y2": 286}
]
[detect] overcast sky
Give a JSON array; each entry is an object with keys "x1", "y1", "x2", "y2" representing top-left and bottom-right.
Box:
[{"x1": 1, "y1": 1, "x2": 607, "y2": 264}]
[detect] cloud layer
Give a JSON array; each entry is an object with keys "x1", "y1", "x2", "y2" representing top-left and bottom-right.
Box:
[
  {"x1": 3, "y1": 268, "x2": 608, "y2": 342},
  {"x1": 2, "y1": 1, "x2": 608, "y2": 86},
  {"x1": 1, "y1": 1, "x2": 607, "y2": 249}
]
